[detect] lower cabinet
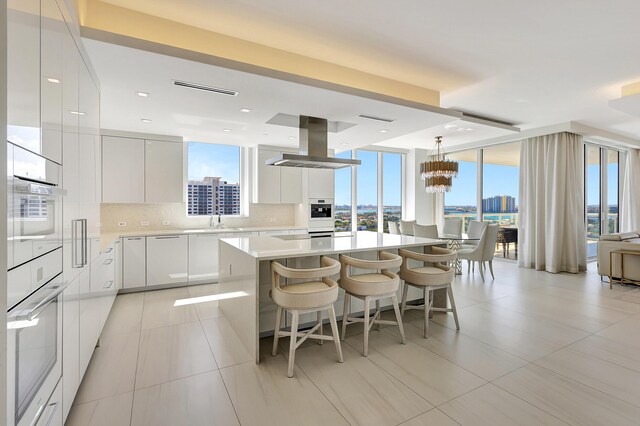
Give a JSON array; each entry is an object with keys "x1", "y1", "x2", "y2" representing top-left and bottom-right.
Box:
[
  {"x1": 146, "y1": 235, "x2": 188, "y2": 286},
  {"x1": 37, "y1": 379, "x2": 63, "y2": 426},
  {"x1": 78, "y1": 265, "x2": 97, "y2": 380},
  {"x1": 188, "y1": 233, "x2": 221, "y2": 285},
  {"x1": 123, "y1": 237, "x2": 146, "y2": 288}
]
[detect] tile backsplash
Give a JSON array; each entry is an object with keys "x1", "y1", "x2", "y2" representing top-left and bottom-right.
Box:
[{"x1": 100, "y1": 203, "x2": 301, "y2": 233}]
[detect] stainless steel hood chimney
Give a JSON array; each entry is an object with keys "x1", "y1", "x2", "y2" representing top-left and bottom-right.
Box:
[{"x1": 266, "y1": 116, "x2": 361, "y2": 169}]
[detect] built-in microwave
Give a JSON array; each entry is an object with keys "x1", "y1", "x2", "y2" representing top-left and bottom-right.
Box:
[
  {"x1": 7, "y1": 143, "x2": 62, "y2": 270},
  {"x1": 7, "y1": 272, "x2": 67, "y2": 426}
]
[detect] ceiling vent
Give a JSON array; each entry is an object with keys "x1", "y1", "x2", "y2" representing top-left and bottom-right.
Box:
[
  {"x1": 172, "y1": 80, "x2": 238, "y2": 96},
  {"x1": 357, "y1": 114, "x2": 395, "y2": 123}
]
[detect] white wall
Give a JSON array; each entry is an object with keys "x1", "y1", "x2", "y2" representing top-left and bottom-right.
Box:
[{"x1": 0, "y1": 0, "x2": 8, "y2": 419}]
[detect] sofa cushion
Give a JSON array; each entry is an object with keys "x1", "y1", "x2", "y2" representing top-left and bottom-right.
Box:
[
  {"x1": 624, "y1": 238, "x2": 640, "y2": 244},
  {"x1": 601, "y1": 232, "x2": 640, "y2": 241},
  {"x1": 621, "y1": 232, "x2": 640, "y2": 240},
  {"x1": 601, "y1": 234, "x2": 622, "y2": 241}
]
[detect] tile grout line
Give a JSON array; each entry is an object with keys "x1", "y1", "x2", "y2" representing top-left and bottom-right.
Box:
[
  {"x1": 128, "y1": 295, "x2": 145, "y2": 426},
  {"x1": 396, "y1": 408, "x2": 461, "y2": 426}
]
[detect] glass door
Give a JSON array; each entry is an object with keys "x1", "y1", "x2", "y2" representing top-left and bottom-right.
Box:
[{"x1": 585, "y1": 145, "x2": 620, "y2": 259}]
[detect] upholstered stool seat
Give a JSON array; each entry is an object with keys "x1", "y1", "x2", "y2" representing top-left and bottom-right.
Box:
[
  {"x1": 270, "y1": 256, "x2": 343, "y2": 377},
  {"x1": 399, "y1": 247, "x2": 460, "y2": 338},
  {"x1": 339, "y1": 251, "x2": 406, "y2": 356}
]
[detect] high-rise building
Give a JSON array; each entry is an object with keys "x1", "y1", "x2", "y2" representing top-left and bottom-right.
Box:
[
  {"x1": 187, "y1": 176, "x2": 240, "y2": 215},
  {"x1": 482, "y1": 195, "x2": 516, "y2": 213}
]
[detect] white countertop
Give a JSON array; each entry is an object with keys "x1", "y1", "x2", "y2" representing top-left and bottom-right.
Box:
[
  {"x1": 99, "y1": 225, "x2": 307, "y2": 251},
  {"x1": 220, "y1": 231, "x2": 446, "y2": 260}
]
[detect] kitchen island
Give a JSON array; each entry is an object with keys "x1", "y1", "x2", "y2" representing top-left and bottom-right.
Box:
[{"x1": 218, "y1": 231, "x2": 448, "y2": 363}]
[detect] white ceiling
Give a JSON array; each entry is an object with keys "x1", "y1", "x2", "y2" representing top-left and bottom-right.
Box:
[
  {"x1": 97, "y1": 0, "x2": 640, "y2": 143},
  {"x1": 84, "y1": 39, "x2": 469, "y2": 150}
]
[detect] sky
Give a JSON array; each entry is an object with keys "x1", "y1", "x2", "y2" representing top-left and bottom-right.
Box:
[
  {"x1": 334, "y1": 150, "x2": 402, "y2": 206},
  {"x1": 188, "y1": 142, "x2": 240, "y2": 183}
]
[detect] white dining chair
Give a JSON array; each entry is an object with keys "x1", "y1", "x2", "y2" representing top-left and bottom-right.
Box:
[
  {"x1": 413, "y1": 224, "x2": 439, "y2": 239},
  {"x1": 399, "y1": 220, "x2": 417, "y2": 235},
  {"x1": 388, "y1": 221, "x2": 399, "y2": 234},
  {"x1": 457, "y1": 224, "x2": 499, "y2": 282},
  {"x1": 461, "y1": 220, "x2": 486, "y2": 248},
  {"x1": 443, "y1": 217, "x2": 462, "y2": 236}
]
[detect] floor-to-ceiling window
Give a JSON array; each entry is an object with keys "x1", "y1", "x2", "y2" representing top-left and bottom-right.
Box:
[
  {"x1": 382, "y1": 152, "x2": 402, "y2": 232},
  {"x1": 356, "y1": 150, "x2": 378, "y2": 231},
  {"x1": 334, "y1": 151, "x2": 353, "y2": 231},
  {"x1": 585, "y1": 144, "x2": 621, "y2": 258},
  {"x1": 444, "y1": 150, "x2": 477, "y2": 233},
  {"x1": 607, "y1": 150, "x2": 619, "y2": 234},
  {"x1": 481, "y1": 142, "x2": 520, "y2": 227}
]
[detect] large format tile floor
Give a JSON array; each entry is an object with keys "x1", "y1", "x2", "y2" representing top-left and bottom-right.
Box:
[{"x1": 66, "y1": 260, "x2": 640, "y2": 426}]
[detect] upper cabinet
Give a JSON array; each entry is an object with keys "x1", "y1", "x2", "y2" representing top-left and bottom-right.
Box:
[
  {"x1": 40, "y1": 0, "x2": 65, "y2": 163},
  {"x1": 308, "y1": 168, "x2": 335, "y2": 199},
  {"x1": 145, "y1": 140, "x2": 184, "y2": 203},
  {"x1": 253, "y1": 147, "x2": 302, "y2": 204},
  {"x1": 102, "y1": 136, "x2": 145, "y2": 203},
  {"x1": 8, "y1": 0, "x2": 41, "y2": 156},
  {"x1": 102, "y1": 136, "x2": 184, "y2": 204}
]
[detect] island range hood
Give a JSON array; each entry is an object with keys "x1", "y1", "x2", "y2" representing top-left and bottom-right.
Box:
[{"x1": 266, "y1": 115, "x2": 361, "y2": 169}]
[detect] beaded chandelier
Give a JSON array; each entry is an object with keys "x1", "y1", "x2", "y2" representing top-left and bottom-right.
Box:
[{"x1": 420, "y1": 136, "x2": 458, "y2": 193}]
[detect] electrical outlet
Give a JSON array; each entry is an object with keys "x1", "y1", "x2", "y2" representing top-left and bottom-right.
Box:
[
  {"x1": 141, "y1": 221, "x2": 150, "y2": 226},
  {"x1": 118, "y1": 221, "x2": 127, "y2": 227},
  {"x1": 269, "y1": 217, "x2": 276, "y2": 223},
  {"x1": 162, "y1": 220, "x2": 171, "y2": 226}
]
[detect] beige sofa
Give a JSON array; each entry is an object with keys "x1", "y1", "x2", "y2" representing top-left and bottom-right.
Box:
[{"x1": 597, "y1": 232, "x2": 640, "y2": 282}]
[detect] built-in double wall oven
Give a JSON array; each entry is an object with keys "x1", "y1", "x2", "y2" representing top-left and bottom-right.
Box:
[{"x1": 7, "y1": 142, "x2": 64, "y2": 426}]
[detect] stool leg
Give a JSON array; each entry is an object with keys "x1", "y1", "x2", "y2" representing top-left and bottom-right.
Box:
[
  {"x1": 401, "y1": 281, "x2": 409, "y2": 316},
  {"x1": 423, "y1": 289, "x2": 429, "y2": 338},
  {"x1": 447, "y1": 286, "x2": 460, "y2": 331},
  {"x1": 488, "y1": 260, "x2": 495, "y2": 280},
  {"x1": 328, "y1": 304, "x2": 343, "y2": 363},
  {"x1": 272, "y1": 306, "x2": 283, "y2": 356},
  {"x1": 479, "y1": 262, "x2": 485, "y2": 282},
  {"x1": 341, "y1": 293, "x2": 350, "y2": 341},
  {"x1": 391, "y1": 294, "x2": 406, "y2": 344},
  {"x1": 317, "y1": 311, "x2": 324, "y2": 345},
  {"x1": 375, "y1": 300, "x2": 382, "y2": 330},
  {"x1": 288, "y1": 311, "x2": 299, "y2": 378},
  {"x1": 363, "y1": 297, "x2": 370, "y2": 357}
]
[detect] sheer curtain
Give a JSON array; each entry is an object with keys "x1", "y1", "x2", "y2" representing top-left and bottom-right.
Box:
[
  {"x1": 518, "y1": 132, "x2": 587, "y2": 273},
  {"x1": 621, "y1": 149, "x2": 640, "y2": 232}
]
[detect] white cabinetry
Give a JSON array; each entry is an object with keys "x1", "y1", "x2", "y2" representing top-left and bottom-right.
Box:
[
  {"x1": 308, "y1": 168, "x2": 335, "y2": 199},
  {"x1": 254, "y1": 148, "x2": 302, "y2": 204},
  {"x1": 62, "y1": 271, "x2": 80, "y2": 420},
  {"x1": 78, "y1": 266, "x2": 96, "y2": 377},
  {"x1": 101, "y1": 136, "x2": 145, "y2": 203},
  {"x1": 123, "y1": 237, "x2": 146, "y2": 288},
  {"x1": 145, "y1": 140, "x2": 184, "y2": 203},
  {"x1": 146, "y1": 235, "x2": 189, "y2": 286},
  {"x1": 188, "y1": 233, "x2": 221, "y2": 285}
]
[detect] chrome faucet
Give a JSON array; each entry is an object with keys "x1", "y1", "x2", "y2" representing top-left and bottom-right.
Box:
[{"x1": 210, "y1": 214, "x2": 223, "y2": 229}]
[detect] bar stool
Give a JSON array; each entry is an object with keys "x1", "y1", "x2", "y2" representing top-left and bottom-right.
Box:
[
  {"x1": 398, "y1": 247, "x2": 460, "y2": 338},
  {"x1": 339, "y1": 251, "x2": 406, "y2": 356},
  {"x1": 270, "y1": 256, "x2": 344, "y2": 378}
]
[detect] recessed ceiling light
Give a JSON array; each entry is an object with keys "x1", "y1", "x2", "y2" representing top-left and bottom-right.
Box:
[
  {"x1": 223, "y1": 129, "x2": 232, "y2": 132},
  {"x1": 141, "y1": 118, "x2": 152, "y2": 123},
  {"x1": 379, "y1": 129, "x2": 389, "y2": 133},
  {"x1": 136, "y1": 91, "x2": 149, "y2": 97},
  {"x1": 466, "y1": 128, "x2": 474, "y2": 131},
  {"x1": 456, "y1": 128, "x2": 465, "y2": 132},
  {"x1": 340, "y1": 142, "x2": 349, "y2": 146},
  {"x1": 47, "y1": 78, "x2": 60, "y2": 84},
  {"x1": 69, "y1": 110, "x2": 85, "y2": 115},
  {"x1": 240, "y1": 108, "x2": 252, "y2": 113},
  {"x1": 263, "y1": 133, "x2": 269, "y2": 136},
  {"x1": 444, "y1": 124, "x2": 458, "y2": 130},
  {"x1": 289, "y1": 136, "x2": 296, "y2": 140}
]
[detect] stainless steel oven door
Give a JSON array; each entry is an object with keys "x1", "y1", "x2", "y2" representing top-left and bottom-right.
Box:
[
  {"x1": 9, "y1": 144, "x2": 62, "y2": 269},
  {"x1": 7, "y1": 273, "x2": 66, "y2": 426}
]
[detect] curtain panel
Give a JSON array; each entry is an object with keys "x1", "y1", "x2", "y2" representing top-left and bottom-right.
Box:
[
  {"x1": 518, "y1": 132, "x2": 587, "y2": 273},
  {"x1": 621, "y1": 149, "x2": 640, "y2": 232}
]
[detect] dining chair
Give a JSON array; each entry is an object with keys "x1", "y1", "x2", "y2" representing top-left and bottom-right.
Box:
[
  {"x1": 413, "y1": 224, "x2": 439, "y2": 239},
  {"x1": 388, "y1": 221, "x2": 399, "y2": 235},
  {"x1": 271, "y1": 256, "x2": 344, "y2": 377},
  {"x1": 443, "y1": 217, "x2": 462, "y2": 236},
  {"x1": 461, "y1": 220, "x2": 487, "y2": 248},
  {"x1": 399, "y1": 220, "x2": 417, "y2": 236},
  {"x1": 457, "y1": 224, "x2": 499, "y2": 282}
]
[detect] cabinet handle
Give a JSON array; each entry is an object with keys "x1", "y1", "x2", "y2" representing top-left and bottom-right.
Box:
[
  {"x1": 127, "y1": 237, "x2": 142, "y2": 241},
  {"x1": 155, "y1": 236, "x2": 179, "y2": 239},
  {"x1": 105, "y1": 247, "x2": 113, "y2": 253},
  {"x1": 103, "y1": 258, "x2": 113, "y2": 265},
  {"x1": 104, "y1": 280, "x2": 114, "y2": 289}
]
